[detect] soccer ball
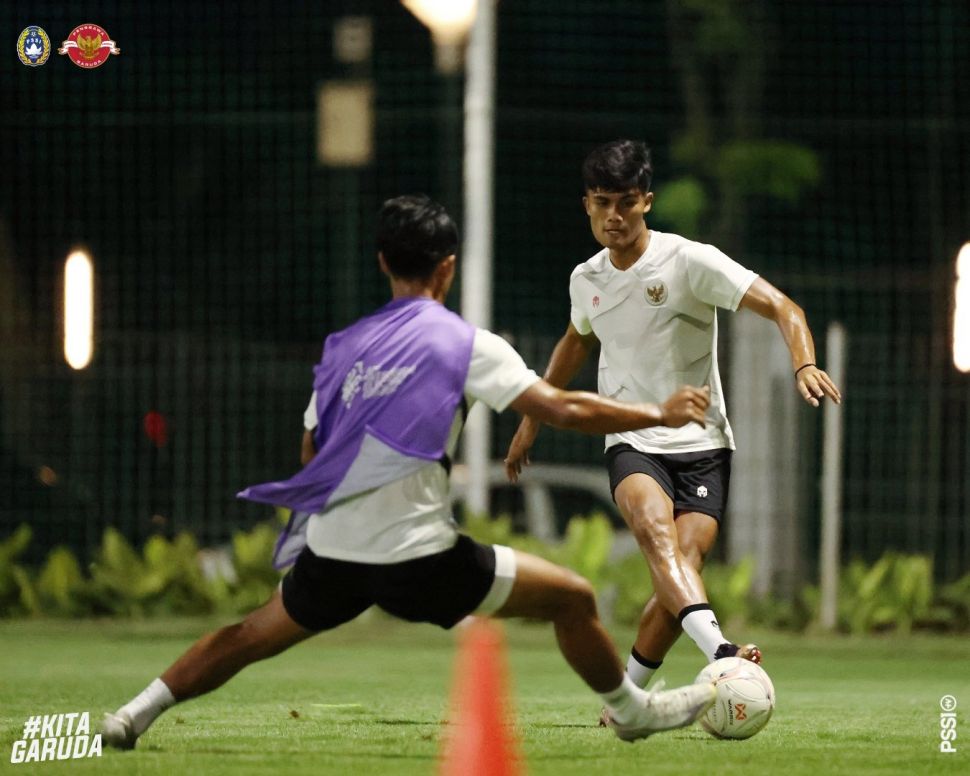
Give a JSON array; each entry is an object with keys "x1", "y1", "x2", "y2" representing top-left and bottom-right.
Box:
[{"x1": 693, "y1": 657, "x2": 775, "y2": 739}]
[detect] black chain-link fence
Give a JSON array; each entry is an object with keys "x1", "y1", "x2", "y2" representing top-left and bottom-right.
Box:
[{"x1": 2, "y1": 1, "x2": 968, "y2": 579}]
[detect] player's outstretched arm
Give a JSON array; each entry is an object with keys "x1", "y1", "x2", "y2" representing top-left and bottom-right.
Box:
[
  {"x1": 738, "y1": 277, "x2": 842, "y2": 408},
  {"x1": 508, "y1": 381, "x2": 709, "y2": 438},
  {"x1": 505, "y1": 323, "x2": 598, "y2": 481}
]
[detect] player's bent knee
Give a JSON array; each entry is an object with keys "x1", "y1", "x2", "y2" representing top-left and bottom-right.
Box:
[
  {"x1": 628, "y1": 513, "x2": 677, "y2": 557},
  {"x1": 498, "y1": 551, "x2": 598, "y2": 622},
  {"x1": 679, "y1": 536, "x2": 709, "y2": 570},
  {"x1": 553, "y1": 571, "x2": 598, "y2": 621},
  {"x1": 684, "y1": 546, "x2": 707, "y2": 570},
  {"x1": 619, "y1": 497, "x2": 672, "y2": 533}
]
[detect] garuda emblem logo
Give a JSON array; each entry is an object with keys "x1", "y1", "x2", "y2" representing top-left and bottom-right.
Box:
[
  {"x1": 59, "y1": 24, "x2": 120, "y2": 69},
  {"x1": 644, "y1": 281, "x2": 668, "y2": 306}
]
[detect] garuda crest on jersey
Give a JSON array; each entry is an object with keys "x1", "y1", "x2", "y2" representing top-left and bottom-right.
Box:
[{"x1": 644, "y1": 281, "x2": 668, "y2": 306}]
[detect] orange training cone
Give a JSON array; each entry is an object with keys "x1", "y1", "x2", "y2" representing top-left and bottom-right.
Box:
[{"x1": 440, "y1": 618, "x2": 524, "y2": 776}]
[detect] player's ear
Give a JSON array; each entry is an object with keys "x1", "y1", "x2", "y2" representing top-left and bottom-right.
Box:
[
  {"x1": 438, "y1": 254, "x2": 456, "y2": 280},
  {"x1": 582, "y1": 195, "x2": 591, "y2": 215},
  {"x1": 643, "y1": 191, "x2": 654, "y2": 213},
  {"x1": 435, "y1": 255, "x2": 457, "y2": 296},
  {"x1": 377, "y1": 251, "x2": 391, "y2": 277}
]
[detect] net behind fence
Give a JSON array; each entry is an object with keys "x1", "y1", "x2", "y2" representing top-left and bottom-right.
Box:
[{"x1": 2, "y1": 0, "x2": 968, "y2": 581}]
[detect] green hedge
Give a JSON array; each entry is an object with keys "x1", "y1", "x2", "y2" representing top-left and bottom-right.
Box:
[
  {"x1": 0, "y1": 522, "x2": 279, "y2": 618},
  {"x1": 2, "y1": 515, "x2": 969, "y2": 633},
  {"x1": 463, "y1": 513, "x2": 970, "y2": 633}
]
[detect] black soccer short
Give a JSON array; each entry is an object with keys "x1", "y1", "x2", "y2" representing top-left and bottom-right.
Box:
[
  {"x1": 606, "y1": 444, "x2": 733, "y2": 521},
  {"x1": 281, "y1": 535, "x2": 513, "y2": 632}
]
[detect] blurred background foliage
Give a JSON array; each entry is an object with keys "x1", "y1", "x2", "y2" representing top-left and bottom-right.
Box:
[{"x1": 4, "y1": 518, "x2": 969, "y2": 634}]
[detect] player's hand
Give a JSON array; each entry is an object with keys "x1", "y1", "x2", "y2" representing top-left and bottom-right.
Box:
[
  {"x1": 660, "y1": 385, "x2": 710, "y2": 428},
  {"x1": 504, "y1": 416, "x2": 540, "y2": 482},
  {"x1": 795, "y1": 365, "x2": 842, "y2": 407}
]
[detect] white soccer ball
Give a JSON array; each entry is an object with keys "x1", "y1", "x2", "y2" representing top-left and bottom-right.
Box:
[{"x1": 693, "y1": 657, "x2": 775, "y2": 740}]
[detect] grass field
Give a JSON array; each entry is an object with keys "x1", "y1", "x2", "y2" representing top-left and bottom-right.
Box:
[{"x1": 1, "y1": 615, "x2": 967, "y2": 775}]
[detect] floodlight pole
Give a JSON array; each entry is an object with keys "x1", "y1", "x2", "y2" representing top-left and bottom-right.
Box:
[{"x1": 460, "y1": 0, "x2": 496, "y2": 516}]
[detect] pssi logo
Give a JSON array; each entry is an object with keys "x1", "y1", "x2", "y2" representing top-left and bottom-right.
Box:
[{"x1": 17, "y1": 26, "x2": 51, "y2": 66}]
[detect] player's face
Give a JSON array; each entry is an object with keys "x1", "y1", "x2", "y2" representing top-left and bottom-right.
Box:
[{"x1": 583, "y1": 188, "x2": 653, "y2": 253}]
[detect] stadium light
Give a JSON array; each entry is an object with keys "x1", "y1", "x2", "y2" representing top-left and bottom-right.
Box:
[
  {"x1": 64, "y1": 249, "x2": 94, "y2": 370},
  {"x1": 401, "y1": 0, "x2": 477, "y2": 73},
  {"x1": 955, "y1": 243, "x2": 970, "y2": 373}
]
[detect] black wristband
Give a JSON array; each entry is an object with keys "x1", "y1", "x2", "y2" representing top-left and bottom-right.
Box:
[{"x1": 794, "y1": 363, "x2": 816, "y2": 378}]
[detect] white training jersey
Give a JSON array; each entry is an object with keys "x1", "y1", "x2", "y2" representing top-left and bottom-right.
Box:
[
  {"x1": 569, "y1": 230, "x2": 758, "y2": 454},
  {"x1": 301, "y1": 328, "x2": 540, "y2": 563}
]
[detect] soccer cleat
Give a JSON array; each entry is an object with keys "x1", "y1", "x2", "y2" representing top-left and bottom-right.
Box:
[
  {"x1": 714, "y1": 642, "x2": 762, "y2": 665},
  {"x1": 607, "y1": 681, "x2": 716, "y2": 742},
  {"x1": 102, "y1": 711, "x2": 138, "y2": 750}
]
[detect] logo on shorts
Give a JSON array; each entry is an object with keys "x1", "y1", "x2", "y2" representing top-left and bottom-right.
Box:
[
  {"x1": 17, "y1": 26, "x2": 51, "y2": 66},
  {"x1": 592, "y1": 295, "x2": 600, "y2": 308},
  {"x1": 696, "y1": 485, "x2": 708, "y2": 498},
  {"x1": 59, "y1": 24, "x2": 120, "y2": 68},
  {"x1": 644, "y1": 281, "x2": 667, "y2": 306}
]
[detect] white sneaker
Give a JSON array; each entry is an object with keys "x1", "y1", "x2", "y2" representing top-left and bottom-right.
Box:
[
  {"x1": 608, "y1": 681, "x2": 716, "y2": 742},
  {"x1": 102, "y1": 711, "x2": 138, "y2": 750}
]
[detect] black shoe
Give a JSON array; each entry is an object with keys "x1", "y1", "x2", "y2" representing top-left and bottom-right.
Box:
[{"x1": 714, "y1": 642, "x2": 762, "y2": 664}]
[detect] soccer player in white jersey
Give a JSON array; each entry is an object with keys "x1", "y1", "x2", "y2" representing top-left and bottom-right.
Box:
[
  {"x1": 103, "y1": 194, "x2": 717, "y2": 751},
  {"x1": 505, "y1": 140, "x2": 842, "y2": 695}
]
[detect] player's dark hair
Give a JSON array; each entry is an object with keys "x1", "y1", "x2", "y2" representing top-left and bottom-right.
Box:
[
  {"x1": 376, "y1": 194, "x2": 459, "y2": 280},
  {"x1": 582, "y1": 139, "x2": 653, "y2": 193}
]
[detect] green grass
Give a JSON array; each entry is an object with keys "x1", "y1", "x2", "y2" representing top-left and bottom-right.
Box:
[{"x1": 0, "y1": 616, "x2": 967, "y2": 775}]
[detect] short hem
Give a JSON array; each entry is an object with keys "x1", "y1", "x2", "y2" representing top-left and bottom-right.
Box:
[
  {"x1": 673, "y1": 507, "x2": 721, "y2": 523},
  {"x1": 606, "y1": 444, "x2": 732, "y2": 522},
  {"x1": 609, "y1": 469, "x2": 675, "y2": 502},
  {"x1": 474, "y1": 545, "x2": 516, "y2": 615}
]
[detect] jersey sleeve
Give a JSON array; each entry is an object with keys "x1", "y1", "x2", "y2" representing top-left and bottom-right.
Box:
[
  {"x1": 465, "y1": 329, "x2": 541, "y2": 412},
  {"x1": 303, "y1": 392, "x2": 317, "y2": 431},
  {"x1": 568, "y1": 272, "x2": 593, "y2": 335},
  {"x1": 685, "y1": 242, "x2": 759, "y2": 311}
]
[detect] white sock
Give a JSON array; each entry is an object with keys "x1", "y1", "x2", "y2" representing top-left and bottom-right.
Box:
[
  {"x1": 679, "y1": 605, "x2": 727, "y2": 662},
  {"x1": 117, "y1": 678, "x2": 176, "y2": 735},
  {"x1": 599, "y1": 674, "x2": 644, "y2": 726},
  {"x1": 626, "y1": 648, "x2": 662, "y2": 688}
]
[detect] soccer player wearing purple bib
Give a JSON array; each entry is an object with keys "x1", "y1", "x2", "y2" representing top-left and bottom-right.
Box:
[{"x1": 103, "y1": 194, "x2": 718, "y2": 750}]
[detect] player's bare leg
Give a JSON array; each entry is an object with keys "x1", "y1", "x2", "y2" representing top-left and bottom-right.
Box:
[
  {"x1": 631, "y1": 513, "x2": 719, "y2": 670},
  {"x1": 614, "y1": 475, "x2": 707, "y2": 612},
  {"x1": 159, "y1": 590, "x2": 312, "y2": 700},
  {"x1": 496, "y1": 551, "x2": 624, "y2": 691},
  {"x1": 495, "y1": 550, "x2": 714, "y2": 740},
  {"x1": 613, "y1": 474, "x2": 758, "y2": 665},
  {"x1": 629, "y1": 513, "x2": 761, "y2": 677},
  {"x1": 103, "y1": 590, "x2": 312, "y2": 749}
]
